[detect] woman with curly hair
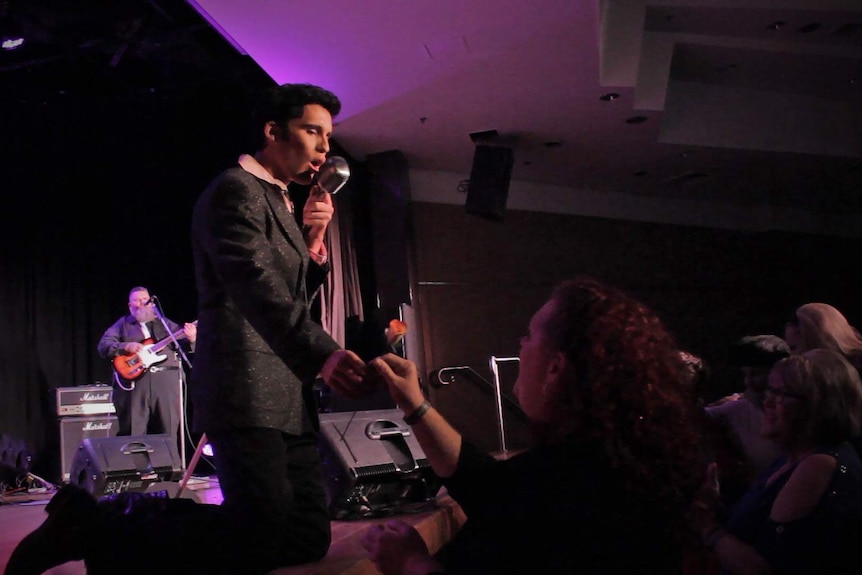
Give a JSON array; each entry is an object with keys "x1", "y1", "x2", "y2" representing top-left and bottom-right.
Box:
[
  {"x1": 695, "y1": 349, "x2": 862, "y2": 574},
  {"x1": 360, "y1": 276, "x2": 710, "y2": 574}
]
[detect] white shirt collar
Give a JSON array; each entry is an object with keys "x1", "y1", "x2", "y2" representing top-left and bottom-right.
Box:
[{"x1": 238, "y1": 154, "x2": 288, "y2": 192}]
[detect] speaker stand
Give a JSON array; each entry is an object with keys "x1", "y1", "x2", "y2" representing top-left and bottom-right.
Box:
[{"x1": 175, "y1": 432, "x2": 208, "y2": 499}]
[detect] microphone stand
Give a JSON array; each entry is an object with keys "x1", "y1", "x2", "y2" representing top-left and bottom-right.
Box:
[{"x1": 152, "y1": 299, "x2": 193, "y2": 471}]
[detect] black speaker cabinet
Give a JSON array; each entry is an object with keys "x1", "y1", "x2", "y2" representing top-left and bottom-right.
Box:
[
  {"x1": 59, "y1": 415, "x2": 118, "y2": 483},
  {"x1": 465, "y1": 145, "x2": 514, "y2": 221},
  {"x1": 69, "y1": 434, "x2": 182, "y2": 497},
  {"x1": 318, "y1": 409, "x2": 442, "y2": 519},
  {"x1": 0, "y1": 433, "x2": 32, "y2": 485}
]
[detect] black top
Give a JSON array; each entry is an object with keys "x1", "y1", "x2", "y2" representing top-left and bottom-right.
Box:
[
  {"x1": 725, "y1": 441, "x2": 862, "y2": 574},
  {"x1": 437, "y1": 438, "x2": 685, "y2": 574}
]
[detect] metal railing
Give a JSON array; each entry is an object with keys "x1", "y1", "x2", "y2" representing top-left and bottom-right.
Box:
[{"x1": 435, "y1": 355, "x2": 521, "y2": 455}]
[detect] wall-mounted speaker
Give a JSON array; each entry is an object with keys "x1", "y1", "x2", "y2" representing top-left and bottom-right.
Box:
[
  {"x1": 69, "y1": 434, "x2": 182, "y2": 497},
  {"x1": 317, "y1": 409, "x2": 441, "y2": 519},
  {"x1": 465, "y1": 145, "x2": 514, "y2": 221}
]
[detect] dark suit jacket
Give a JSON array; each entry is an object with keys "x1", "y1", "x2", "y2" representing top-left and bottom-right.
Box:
[{"x1": 190, "y1": 166, "x2": 340, "y2": 435}]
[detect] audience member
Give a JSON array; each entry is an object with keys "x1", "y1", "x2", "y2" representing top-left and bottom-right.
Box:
[
  {"x1": 785, "y1": 303, "x2": 862, "y2": 372},
  {"x1": 360, "y1": 276, "x2": 710, "y2": 574},
  {"x1": 786, "y1": 302, "x2": 862, "y2": 461},
  {"x1": 680, "y1": 350, "x2": 711, "y2": 391},
  {"x1": 704, "y1": 335, "x2": 788, "y2": 505},
  {"x1": 694, "y1": 349, "x2": 862, "y2": 575}
]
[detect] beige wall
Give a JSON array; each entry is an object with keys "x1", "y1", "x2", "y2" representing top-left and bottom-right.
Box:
[{"x1": 404, "y1": 200, "x2": 862, "y2": 452}]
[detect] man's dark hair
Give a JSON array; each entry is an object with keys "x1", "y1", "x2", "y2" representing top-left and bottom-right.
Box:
[{"x1": 253, "y1": 83, "x2": 341, "y2": 132}]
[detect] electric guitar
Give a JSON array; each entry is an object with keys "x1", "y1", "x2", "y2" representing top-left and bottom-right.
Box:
[{"x1": 112, "y1": 321, "x2": 196, "y2": 381}]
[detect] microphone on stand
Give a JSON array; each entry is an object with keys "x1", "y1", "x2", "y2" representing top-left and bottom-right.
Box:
[
  {"x1": 303, "y1": 156, "x2": 350, "y2": 235},
  {"x1": 143, "y1": 296, "x2": 158, "y2": 306}
]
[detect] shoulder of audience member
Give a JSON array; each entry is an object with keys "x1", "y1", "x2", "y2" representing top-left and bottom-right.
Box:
[{"x1": 772, "y1": 453, "x2": 837, "y2": 523}]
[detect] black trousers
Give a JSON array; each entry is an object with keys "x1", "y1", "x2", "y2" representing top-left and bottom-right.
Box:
[
  {"x1": 113, "y1": 368, "x2": 181, "y2": 437},
  {"x1": 207, "y1": 427, "x2": 332, "y2": 571}
]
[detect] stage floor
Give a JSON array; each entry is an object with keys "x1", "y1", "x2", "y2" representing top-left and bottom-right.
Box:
[{"x1": 0, "y1": 477, "x2": 466, "y2": 575}]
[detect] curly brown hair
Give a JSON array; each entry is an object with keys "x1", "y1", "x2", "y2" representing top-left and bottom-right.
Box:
[{"x1": 534, "y1": 277, "x2": 708, "y2": 533}]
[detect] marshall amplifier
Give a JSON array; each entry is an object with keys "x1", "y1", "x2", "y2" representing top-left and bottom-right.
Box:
[
  {"x1": 69, "y1": 434, "x2": 183, "y2": 497},
  {"x1": 55, "y1": 385, "x2": 115, "y2": 416},
  {"x1": 317, "y1": 409, "x2": 441, "y2": 519},
  {"x1": 59, "y1": 415, "x2": 118, "y2": 483}
]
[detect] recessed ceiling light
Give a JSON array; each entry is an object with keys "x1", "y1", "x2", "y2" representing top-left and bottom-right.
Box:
[
  {"x1": 600, "y1": 92, "x2": 620, "y2": 101},
  {"x1": 767, "y1": 21, "x2": 785, "y2": 31},
  {"x1": 1, "y1": 36, "x2": 24, "y2": 50},
  {"x1": 543, "y1": 140, "x2": 563, "y2": 148}
]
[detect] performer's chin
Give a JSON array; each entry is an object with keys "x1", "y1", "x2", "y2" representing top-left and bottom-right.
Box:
[
  {"x1": 296, "y1": 169, "x2": 315, "y2": 185},
  {"x1": 134, "y1": 310, "x2": 156, "y2": 323}
]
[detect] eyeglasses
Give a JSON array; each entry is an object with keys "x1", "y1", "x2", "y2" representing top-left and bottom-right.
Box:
[
  {"x1": 129, "y1": 297, "x2": 152, "y2": 305},
  {"x1": 764, "y1": 385, "x2": 805, "y2": 402}
]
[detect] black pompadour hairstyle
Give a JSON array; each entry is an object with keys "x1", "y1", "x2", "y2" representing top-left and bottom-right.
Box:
[{"x1": 253, "y1": 83, "x2": 341, "y2": 131}]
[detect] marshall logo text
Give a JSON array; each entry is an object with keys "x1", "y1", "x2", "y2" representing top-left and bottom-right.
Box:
[{"x1": 83, "y1": 421, "x2": 113, "y2": 431}]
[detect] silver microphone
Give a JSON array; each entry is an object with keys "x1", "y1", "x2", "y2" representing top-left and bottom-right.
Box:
[
  {"x1": 143, "y1": 296, "x2": 157, "y2": 306},
  {"x1": 314, "y1": 156, "x2": 350, "y2": 195}
]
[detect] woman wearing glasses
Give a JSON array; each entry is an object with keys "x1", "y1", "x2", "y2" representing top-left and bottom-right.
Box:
[{"x1": 695, "y1": 349, "x2": 862, "y2": 574}]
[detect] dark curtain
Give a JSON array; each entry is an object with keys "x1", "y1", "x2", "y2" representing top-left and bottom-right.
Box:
[{"x1": 0, "y1": 63, "x2": 266, "y2": 479}]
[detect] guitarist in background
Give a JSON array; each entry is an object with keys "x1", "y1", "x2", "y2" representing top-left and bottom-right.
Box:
[{"x1": 97, "y1": 285, "x2": 197, "y2": 451}]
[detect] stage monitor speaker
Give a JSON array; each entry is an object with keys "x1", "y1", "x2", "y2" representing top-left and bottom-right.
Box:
[
  {"x1": 318, "y1": 409, "x2": 442, "y2": 519},
  {"x1": 69, "y1": 434, "x2": 182, "y2": 497},
  {"x1": 59, "y1": 415, "x2": 118, "y2": 483},
  {"x1": 465, "y1": 145, "x2": 513, "y2": 221}
]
